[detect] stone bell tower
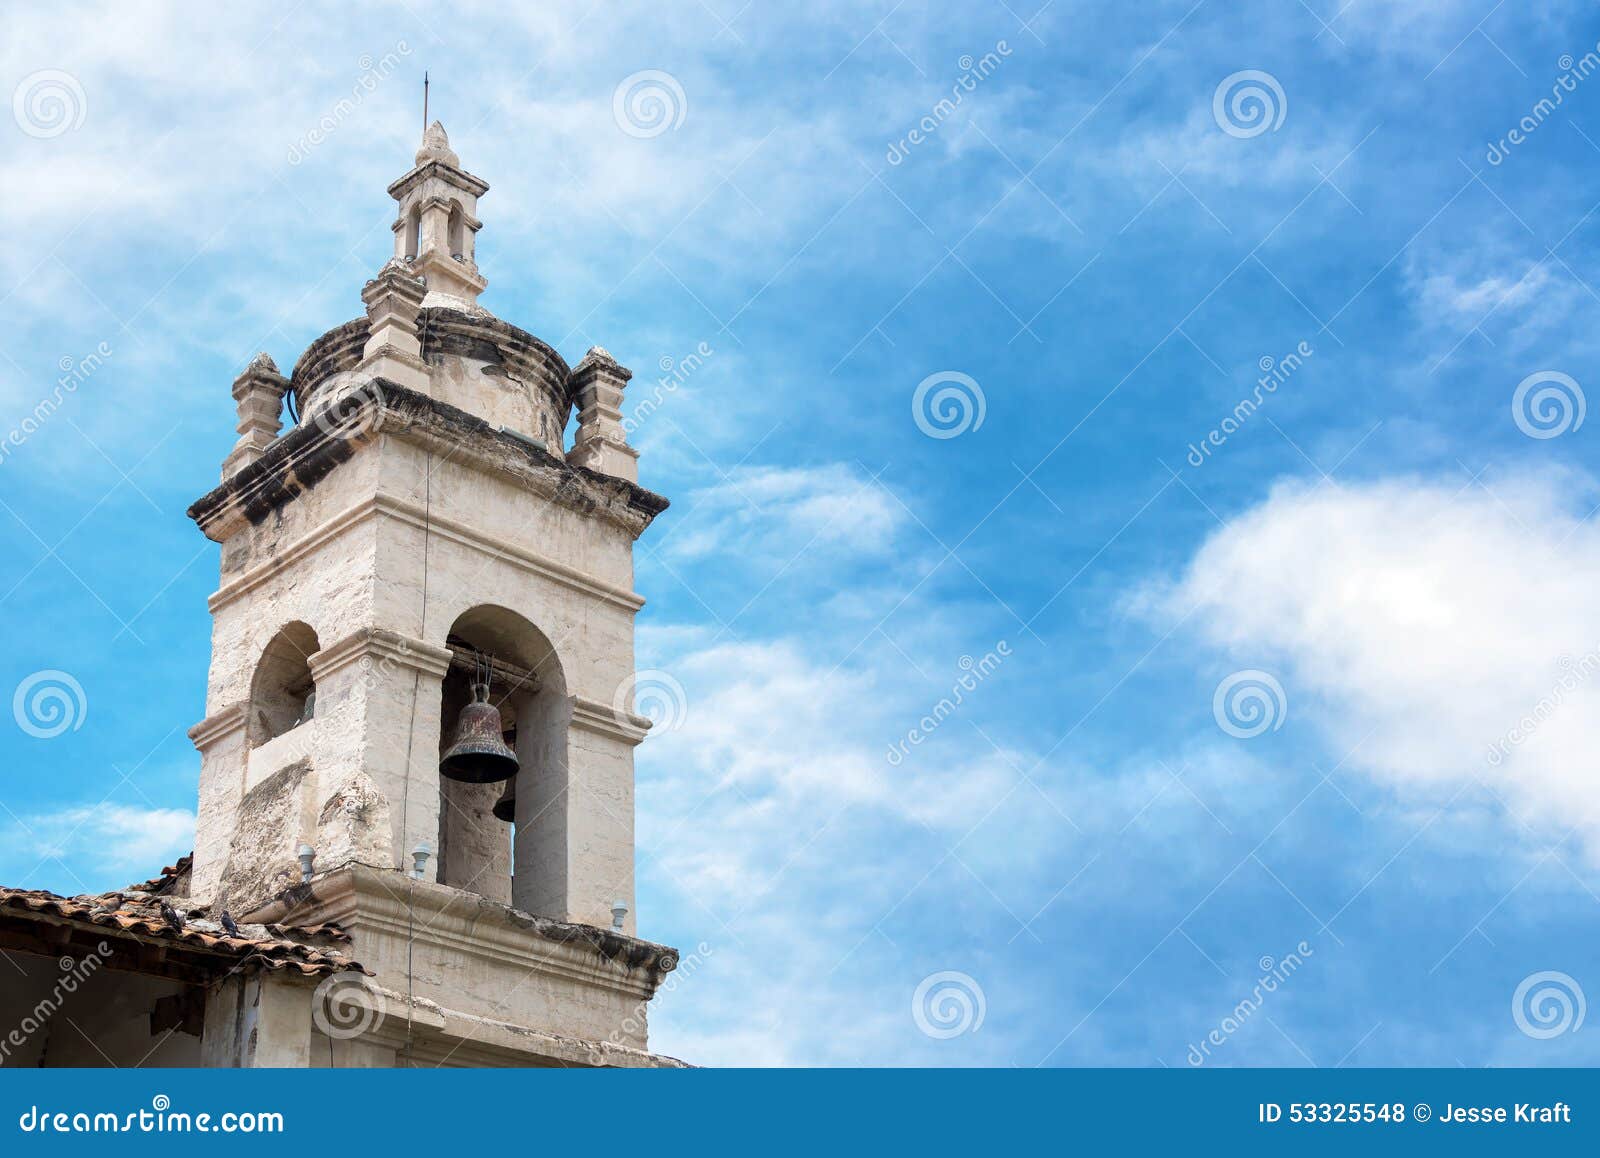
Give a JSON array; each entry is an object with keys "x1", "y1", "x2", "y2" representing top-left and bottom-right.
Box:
[{"x1": 183, "y1": 121, "x2": 680, "y2": 1066}]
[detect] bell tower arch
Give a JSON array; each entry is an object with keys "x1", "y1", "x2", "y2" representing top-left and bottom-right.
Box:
[{"x1": 183, "y1": 119, "x2": 678, "y2": 1066}]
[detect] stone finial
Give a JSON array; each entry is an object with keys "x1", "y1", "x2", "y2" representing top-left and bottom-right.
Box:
[
  {"x1": 221, "y1": 354, "x2": 290, "y2": 479},
  {"x1": 415, "y1": 120, "x2": 460, "y2": 168},
  {"x1": 567, "y1": 346, "x2": 639, "y2": 483},
  {"x1": 358, "y1": 264, "x2": 429, "y2": 392}
]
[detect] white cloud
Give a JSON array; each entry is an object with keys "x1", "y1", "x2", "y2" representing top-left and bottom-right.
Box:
[
  {"x1": 1103, "y1": 109, "x2": 1354, "y2": 194},
  {"x1": 7, "y1": 802, "x2": 194, "y2": 890},
  {"x1": 1148, "y1": 470, "x2": 1600, "y2": 859},
  {"x1": 1417, "y1": 265, "x2": 1555, "y2": 319},
  {"x1": 1404, "y1": 246, "x2": 1586, "y2": 352},
  {"x1": 663, "y1": 464, "x2": 905, "y2": 562},
  {"x1": 1324, "y1": 0, "x2": 1515, "y2": 55}
]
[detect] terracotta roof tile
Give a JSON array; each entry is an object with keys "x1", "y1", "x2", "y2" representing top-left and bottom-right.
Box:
[
  {"x1": 0, "y1": 886, "x2": 367, "y2": 977},
  {"x1": 125, "y1": 854, "x2": 192, "y2": 896}
]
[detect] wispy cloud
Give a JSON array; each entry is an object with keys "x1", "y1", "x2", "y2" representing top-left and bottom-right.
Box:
[{"x1": 3, "y1": 802, "x2": 193, "y2": 888}]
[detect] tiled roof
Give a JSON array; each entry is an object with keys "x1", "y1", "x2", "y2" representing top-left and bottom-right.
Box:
[
  {"x1": 0, "y1": 886, "x2": 367, "y2": 977},
  {"x1": 125, "y1": 854, "x2": 192, "y2": 896}
]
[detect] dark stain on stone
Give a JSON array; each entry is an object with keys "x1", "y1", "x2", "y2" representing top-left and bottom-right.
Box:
[{"x1": 189, "y1": 380, "x2": 668, "y2": 539}]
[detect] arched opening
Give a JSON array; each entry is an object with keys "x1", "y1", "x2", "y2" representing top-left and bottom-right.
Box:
[
  {"x1": 436, "y1": 605, "x2": 568, "y2": 911},
  {"x1": 248, "y1": 622, "x2": 319, "y2": 747},
  {"x1": 405, "y1": 204, "x2": 421, "y2": 260},
  {"x1": 446, "y1": 203, "x2": 465, "y2": 260}
]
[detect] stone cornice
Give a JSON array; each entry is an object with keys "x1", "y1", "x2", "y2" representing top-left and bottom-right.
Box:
[
  {"x1": 308, "y1": 628, "x2": 452, "y2": 683},
  {"x1": 187, "y1": 380, "x2": 668, "y2": 545},
  {"x1": 188, "y1": 701, "x2": 247, "y2": 752},
  {"x1": 385, "y1": 157, "x2": 490, "y2": 200},
  {"x1": 571, "y1": 695, "x2": 651, "y2": 745},
  {"x1": 204, "y1": 494, "x2": 373, "y2": 613}
]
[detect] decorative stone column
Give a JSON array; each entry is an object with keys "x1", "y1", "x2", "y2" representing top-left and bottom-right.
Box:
[
  {"x1": 359, "y1": 262, "x2": 429, "y2": 393},
  {"x1": 567, "y1": 347, "x2": 640, "y2": 483},
  {"x1": 221, "y1": 354, "x2": 288, "y2": 479}
]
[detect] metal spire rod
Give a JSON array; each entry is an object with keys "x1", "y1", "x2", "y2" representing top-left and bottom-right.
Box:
[{"x1": 423, "y1": 71, "x2": 429, "y2": 129}]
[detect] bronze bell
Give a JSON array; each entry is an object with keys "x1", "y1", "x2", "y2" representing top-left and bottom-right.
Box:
[
  {"x1": 440, "y1": 683, "x2": 519, "y2": 784},
  {"x1": 492, "y1": 776, "x2": 516, "y2": 823}
]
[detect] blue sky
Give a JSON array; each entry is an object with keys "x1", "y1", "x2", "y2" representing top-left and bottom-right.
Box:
[{"x1": 4, "y1": 0, "x2": 1600, "y2": 1067}]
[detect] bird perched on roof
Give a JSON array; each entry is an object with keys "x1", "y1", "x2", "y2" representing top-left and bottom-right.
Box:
[
  {"x1": 220, "y1": 910, "x2": 240, "y2": 937},
  {"x1": 158, "y1": 900, "x2": 184, "y2": 932}
]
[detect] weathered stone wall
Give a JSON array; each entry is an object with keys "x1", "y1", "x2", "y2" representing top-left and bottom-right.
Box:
[{"x1": 187, "y1": 122, "x2": 671, "y2": 1058}]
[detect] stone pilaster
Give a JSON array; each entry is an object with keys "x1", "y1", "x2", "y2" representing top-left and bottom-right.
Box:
[
  {"x1": 566, "y1": 347, "x2": 640, "y2": 483},
  {"x1": 307, "y1": 628, "x2": 453, "y2": 881},
  {"x1": 188, "y1": 702, "x2": 250, "y2": 905},
  {"x1": 221, "y1": 354, "x2": 288, "y2": 480}
]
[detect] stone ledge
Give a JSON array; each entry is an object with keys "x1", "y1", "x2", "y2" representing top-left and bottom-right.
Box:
[
  {"x1": 246, "y1": 864, "x2": 680, "y2": 994},
  {"x1": 188, "y1": 702, "x2": 247, "y2": 752},
  {"x1": 188, "y1": 379, "x2": 669, "y2": 544},
  {"x1": 386, "y1": 156, "x2": 490, "y2": 201},
  {"x1": 571, "y1": 695, "x2": 651, "y2": 745}
]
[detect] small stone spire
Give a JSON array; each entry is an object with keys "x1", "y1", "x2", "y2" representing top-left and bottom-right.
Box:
[
  {"x1": 387, "y1": 121, "x2": 489, "y2": 308},
  {"x1": 567, "y1": 347, "x2": 640, "y2": 483},
  {"x1": 221, "y1": 354, "x2": 288, "y2": 479},
  {"x1": 415, "y1": 120, "x2": 459, "y2": 168}
]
